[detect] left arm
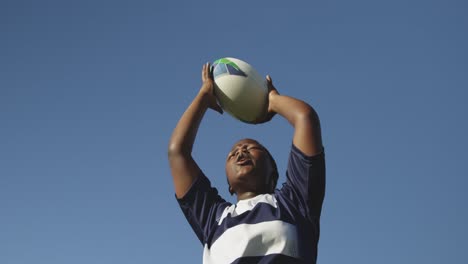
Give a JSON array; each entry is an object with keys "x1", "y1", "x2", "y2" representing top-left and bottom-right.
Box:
[
  {"x1": 259, "y1": 76, "x2": 325, "y2": 218},
  {"x1": 265, "y1": 76, "x2": 323, "y2": 156}
]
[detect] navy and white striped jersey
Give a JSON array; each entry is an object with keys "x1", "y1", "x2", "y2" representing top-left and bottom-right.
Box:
[{"x1": 177, "y1": 144, "x2": 325, "y2": 263}]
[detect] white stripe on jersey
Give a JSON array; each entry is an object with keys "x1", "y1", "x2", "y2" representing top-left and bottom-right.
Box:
[
  {"x1": 203, "y1": 220, "x2": 299, "y2": 264},
  {"x1": 217, "y1": 194, "x2": 278, "y2": 225}
]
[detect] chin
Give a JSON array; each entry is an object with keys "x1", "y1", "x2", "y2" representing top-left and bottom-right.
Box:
[{"x1": 236, "y1": 167, "x2": 257, "y2": 178}]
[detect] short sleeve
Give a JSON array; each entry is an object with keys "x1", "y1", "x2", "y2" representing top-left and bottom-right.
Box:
[
  {"x1": 279, "y1": 144, "x2": 326, "y2": 219},
  {"x1": 177, "y1": 172, "x2": 230, "y2": 244}
]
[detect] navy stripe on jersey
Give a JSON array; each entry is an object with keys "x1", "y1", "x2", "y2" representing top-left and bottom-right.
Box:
[
  {"x1": 177, "y1": 144, "x2": 325, "y2": 264},
  {"x1": 177, "y1": 174, "x2": 231, "y2": 244},
  {"x1": 282, "y1": 145, "x2": 325, "y2": 219},
  {"x1": 207, "y1": 194, "x2": 298, "y2": 248}
]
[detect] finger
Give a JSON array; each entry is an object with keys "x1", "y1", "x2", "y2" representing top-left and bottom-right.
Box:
[
  {"x1": 213, "y1": 103, "x2": 224, "y2": 114},
  {"x1": 266, "y1": 75, "x2": 279, "y2": 94},
  {"x1": 205, "y1": 63, "x2": 212, "y2": 81},
  {"x1": 209, "y1": 95, "x2": 223, "y2": 114},
  {"x1": 202, "y1": 64, "x2": 207, "y2": 80},
  {"x1": 207, "y1": 63, "x2": 212, "y2": 79},
  {"x1": 266, "y1": 75, "x2": 273, "y2": 89},
  {"x1": 208, "y1": 63, "x2": 214, "y2": 80}
]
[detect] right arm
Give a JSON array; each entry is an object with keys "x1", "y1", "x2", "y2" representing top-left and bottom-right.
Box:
[{"x1": 168, "y1": 63, "x2": 223, "y2": 198}]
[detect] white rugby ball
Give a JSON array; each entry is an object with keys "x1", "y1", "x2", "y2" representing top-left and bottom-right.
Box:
[{"x1": 212, "y1": 57, "x2": 268, "y2": 123}]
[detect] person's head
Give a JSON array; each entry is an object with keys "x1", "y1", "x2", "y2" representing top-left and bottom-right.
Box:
[{"x1": 225, "y1": 138, "x2": 278, "y2": 197}]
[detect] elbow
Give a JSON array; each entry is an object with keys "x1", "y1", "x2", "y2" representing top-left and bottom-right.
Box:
[
  {"x1": 167, "y1": 142, "x2": 181, "y2": 158},
  {"x1": 295, "y1": 105, "x2": 319, "y2": 125},
  {"x1": 167, "y1": 141, "x2": 189, "y2": 159}
]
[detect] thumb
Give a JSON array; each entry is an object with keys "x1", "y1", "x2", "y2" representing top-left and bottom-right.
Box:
[
  {"x1": 214, "y1": 105, "x2": 224, "y2": 115},
  {"x1": 212, "y1": 100, "x2": 224, "y2": 115},
  {"x1": 265, "y1": 74, "x2": 278, "y2": 94},
  {"x1": 266, "y1": 75, "x2": 274, "y2": 89}
]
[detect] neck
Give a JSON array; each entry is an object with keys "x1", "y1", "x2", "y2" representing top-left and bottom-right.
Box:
[{"x1": 236, "y1": 191, "x2": 261, "y2": 201}]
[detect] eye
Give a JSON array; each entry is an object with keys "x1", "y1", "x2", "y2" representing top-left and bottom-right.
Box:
[
  {"x1": 227, "y1": 151, "x2": 236, "y2": 160},
  {"x1": 247, "y1": 146, "x2": 262, "y2": 151}
]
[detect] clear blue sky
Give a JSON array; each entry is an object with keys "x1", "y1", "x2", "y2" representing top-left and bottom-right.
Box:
[{"x1": 1, "y1": 0, "x2": 467, "y2": 263}]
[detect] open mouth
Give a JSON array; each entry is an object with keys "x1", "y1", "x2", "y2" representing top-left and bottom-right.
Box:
[
  {"x1": 236, "y1": 153, "x2": 253, "y2": 165},
  {"x1": 236, "y1": 158, "x2": 252, "y2": 165}
]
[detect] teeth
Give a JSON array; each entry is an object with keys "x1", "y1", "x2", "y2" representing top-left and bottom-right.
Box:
[{"x1": 237, "y1": 158, "x2": 250, "y2": 164}]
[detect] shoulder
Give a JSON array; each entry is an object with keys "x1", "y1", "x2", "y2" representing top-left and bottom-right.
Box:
[
  {"x1": 285, "y1": 144, "x2": 325, "y2": 179},
  {"x1": 289, "y1": 143, "x2": 325, "y2": 163}
]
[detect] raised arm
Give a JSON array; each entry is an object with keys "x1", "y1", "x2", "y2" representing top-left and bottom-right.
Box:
[
  {"x1": 260, "y1": 76, "x2": 325, "y2": 218},
  {"x1": 168, "y1": 63, "x2": 223, "y2": 198},
  {"x1": 263, "y1": 76, "x2": 322, "y2": 156}
]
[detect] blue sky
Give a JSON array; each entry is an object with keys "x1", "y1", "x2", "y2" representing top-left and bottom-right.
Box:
[{"x1": 1, "y1": 0, "x2": 467, "y2": 263}]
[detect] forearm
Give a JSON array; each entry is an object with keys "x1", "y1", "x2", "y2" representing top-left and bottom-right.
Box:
[
  {"x1": 168, "y1": 91, "x2": 210, "y2": 156},
  {"x1": 270, "y1": 93, "x2": 322, "y2": 156},
  {"x1": 270, "y1": 94, "x2": 317, "y2": 126},
  {"x1": 168, "y1": 63, "x2": 221, "y2": 198}
]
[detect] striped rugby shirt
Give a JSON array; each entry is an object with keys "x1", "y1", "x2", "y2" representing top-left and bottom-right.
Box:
[{"x1": 177, "y1": 144, "x2": 325, "y2": 263}]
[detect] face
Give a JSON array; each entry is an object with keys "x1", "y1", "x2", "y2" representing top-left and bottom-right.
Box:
[{"x1": 225, "y1": 138, "x2": 274, "y2": 195}]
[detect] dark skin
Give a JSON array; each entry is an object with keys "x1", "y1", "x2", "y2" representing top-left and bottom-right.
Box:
[
  {"x1": 168, "y1": 63, "x2": 322, "y2": 200},
  {"x1": 225, "y1": 138, "x2": 276, "y2": 200}
]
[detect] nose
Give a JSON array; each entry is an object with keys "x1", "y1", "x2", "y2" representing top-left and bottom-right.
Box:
[{"x1": 235, "y1": 145, "x2": 249, "y2": 157}]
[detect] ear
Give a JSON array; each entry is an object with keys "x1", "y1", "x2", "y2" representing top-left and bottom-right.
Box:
[
  {"x1": 229, "y1": 186, "x2": 234, "y2": 195},
  {"x1": 269, "y1": 175, "x2": 277, "y2": 192}
]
